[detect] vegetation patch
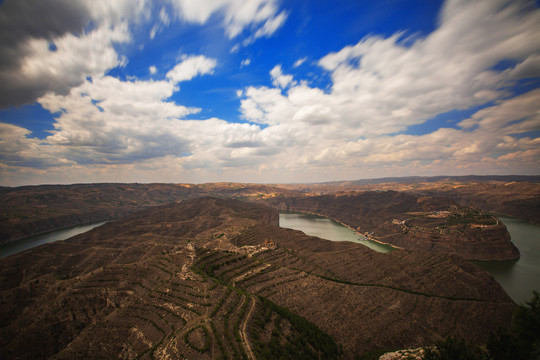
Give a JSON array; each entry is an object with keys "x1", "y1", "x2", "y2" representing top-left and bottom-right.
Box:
[
  {"x1": 423, "y1": 292, "x2": 540, "y2": 360},
  {"x1": 184, "y1": 325, "x2": 212, "y2": 353},
  {"x1": 250, "y1": 296, "x2": 343, "y2": 360},
  {"x1": 445, "y1": 208, "x2": 497, "y2": 226}
]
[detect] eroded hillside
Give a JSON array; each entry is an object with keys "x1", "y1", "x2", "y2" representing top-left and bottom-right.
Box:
[{"x1": 0, "y1": 198, "x2": 515, "y2": 359}]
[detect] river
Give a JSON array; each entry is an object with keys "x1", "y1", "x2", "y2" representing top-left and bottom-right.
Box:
[
  {"x1": 473, "y1": 216, "x2": 540, "y2": 304},
  {"x1": 0, "y1": 221, "x2": 108, "y2": 259},
  {"x1": 279, "y1": 212, "x2": 540, "y2": 304},
  {"x1": 279, "y1": 211, "x2": 396, "y2": 253}
]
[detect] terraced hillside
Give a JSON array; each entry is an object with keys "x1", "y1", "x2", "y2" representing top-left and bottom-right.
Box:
[{"x1": 0, "y1": 198, "x2": 515, "y2": 359}]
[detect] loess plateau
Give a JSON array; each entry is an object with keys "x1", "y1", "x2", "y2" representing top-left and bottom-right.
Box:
[{"x1": 0, "y1": 197, "x2": 516, "y2": 359}]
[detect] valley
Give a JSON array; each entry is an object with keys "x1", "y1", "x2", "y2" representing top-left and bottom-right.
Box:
[
  {"x1": 0, "y1": 197, "x2": 516, "y2": 359},
  {"x1": 0, "y1": 176, "x2": 539, "y2": 359},
  {"x1": 1, "y1": 176, "x2": 537, "y2": 261}
]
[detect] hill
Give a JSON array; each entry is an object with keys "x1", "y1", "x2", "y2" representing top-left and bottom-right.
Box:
[
  {"x1": 281, "y1": 176, "x2": 540, "y2": 225},
  {"x1": 265, "y1": 191, "x2": 520, "y2": 261},
  {"x1": 0, "y1": 198, "x2": 515, "y2": 359},
  {"x1": 1, "y1": 176, "x2": 537, "y2": 260},
  {"x1": 0, "y1": 182, "x2": 298, "y2": 245}
]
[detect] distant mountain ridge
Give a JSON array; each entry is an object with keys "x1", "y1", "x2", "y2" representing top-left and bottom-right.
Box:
[
  {"x1": 1, "y1": 176, "x2": 538, "y2": 246},
  {"x1": 281, "y1": 175, "x2": 540, "y2": 225},
  {"x1": 318, "y1": 175, "x2": 540, "y2": 186}
]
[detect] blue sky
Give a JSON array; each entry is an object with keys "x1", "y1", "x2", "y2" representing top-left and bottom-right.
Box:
[{"x1": 0, "y1": 0, "x2": 539, "y2": 185}]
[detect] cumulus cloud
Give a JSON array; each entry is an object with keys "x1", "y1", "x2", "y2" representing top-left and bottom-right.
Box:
[
  {"x1": 166, "y1": 55, "x2": 217, "y2": 84},
  {"x1": 0, "y1": 0, "x2": 287, "y2": 108},
  {"x1": 270, "y1": 65, "x2": 295, "y2": 89},
  {"x1": 0, "y1": 54, "x2": 269, "y2": 173},
  {"x1": 313, "y1": 0, "x2": 540, "y2": 133},
  {"x1": 235, "y1": 0, "x2": 540, "y2": 177},
  {"x1": 0, "y1": 0, "x2": 147, "y2": 107},
  {"x1": 0, "y1": 123, "x2": 35, "y2": 165},
  {"x1": 240, "y1": 85, "x2": 294, "y2": 125},
  {"x1": 19, "y1": 22, "x2": 130, "y2": 84},
  {"x1": 3, "y1": 51, "x2": 214, "y2": 170},
  {"x1": 0, "y1": 123, "x2": 74, "y2": 168},
  {"x1": 166, "y1": 0, "x2": 287, "y2": 39},
  {"x1": 1, "y1": 0, "x2": 539, "y2": 185},
  {"x1": 36, "y1": 75, "x2": 198, "y2": 163}
]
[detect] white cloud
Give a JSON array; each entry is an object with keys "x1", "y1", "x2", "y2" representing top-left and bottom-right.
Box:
[
  {"x1": 166, "y1": 55, "x2": 217, "y2": 84},
  {"x1": 0, "y1": 123, "x2": 74, "y2": 168},
  {"x1": 242, "y1": 10, "x2": 288, "y2": 46},
  {"x1": 0, "y1": 0, "x2": 149, "y2": 107},
  {"x1": 150, "y1": 6, "x2": 172, "y2": 39},
  {"x1": 240, "y1": 85, "x2": 295, "y2": 125},
  {"x1": 241, "y1": 0, "x2": 540, "y2": 141},
  {"x1": 166, "y1": 0, "x2": 287, "y2": 40},
  {"x1": 230, "y1": 44, "x2": 241, "y2": 54},
  {"x1": 292, "y1": 104, "x2": 337, "y2": 125},
  {"x1": 0, "y1": 123, "x2": 34, "y2": 165},
  {"x1": 150, "y1": 25, "x2": 159, "y2": 39},
  {"x1": 83, "y1": 0, "x2": 148, "y2": 25},
  {"x1": 241, "y1": 58, "x2": 251, "y2": 67},
  {"x1": 2, "y1": 0, "x2": 540, "y2": 185},
  {"x1": 458, "y1": 88, "x2": 540, "y2": 133},
  {"x1": 20, "y1": 22, "x2": 130, "y2": 83},
  {"x1": 149, "y1": 65, "x2": 157, "y2": 75},
  {"x1": 234, "y1": 0, "x2": 540, "y2": 177},
  {"x1": 0, "y1": 0, "x2": 288, "y2": 108},
  {"x1": 37, "y1": 76, "x2": 198, "y2": 163},
  {"x1": 293, "y1": 57, "x2": 307, "y2": 68},
  {"x1": 254, "y1": 10, "x2": 287, "y2": 38},
  {"x1": 270, "y1": 65, "x2": 295, "y2": 89},
  {"x1": 11, "y1": 55, "x2": 267, "y2": 171},
  {"x1": 159, "y1": 6, "x2": 171, "y2": 25}
]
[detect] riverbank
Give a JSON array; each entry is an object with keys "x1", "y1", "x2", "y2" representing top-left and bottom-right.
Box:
[
  {"x1": 0, "y1": 220, "x2": 108, "y2": 259},
  {"x1": 271, "y1": 193, "x2": 520, "y2": 261},
  {"x1": 279, "y1": 211, "x2": 397, "y2": 253},
  {"x1": 474, "y1": 215, "x2": 540, "y2": 304}
]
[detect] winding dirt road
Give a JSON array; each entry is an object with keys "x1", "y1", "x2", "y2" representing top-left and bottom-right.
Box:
[{"x1": 240, "y1": 297, "x2": 256, "y2": 360}]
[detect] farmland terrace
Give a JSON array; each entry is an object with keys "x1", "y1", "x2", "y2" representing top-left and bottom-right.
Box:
[{"x1": 0, "y1": 197, "x2": 515, "y2": 359}]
